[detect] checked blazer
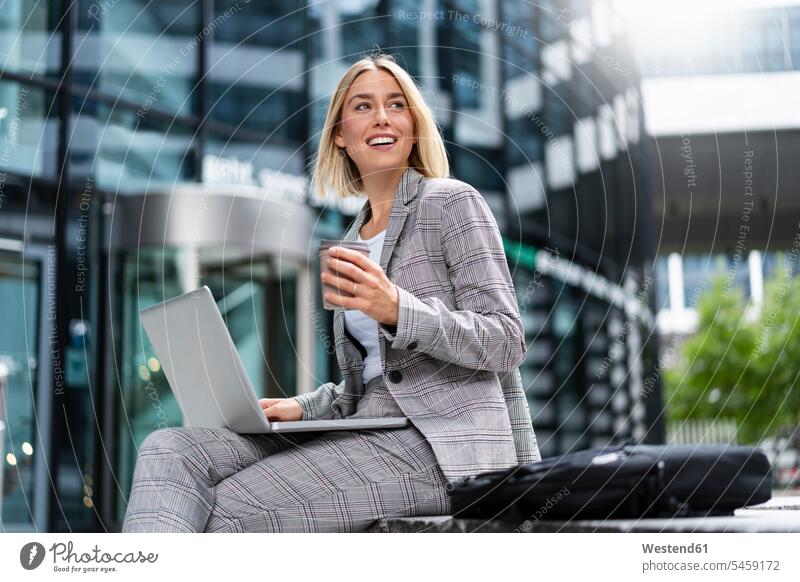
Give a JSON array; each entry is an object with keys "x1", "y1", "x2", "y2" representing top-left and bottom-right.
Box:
[{"x1": 292, "y1": 166, "x2": 541, "y2": 481}]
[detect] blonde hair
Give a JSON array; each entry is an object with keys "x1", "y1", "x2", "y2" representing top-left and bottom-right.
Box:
[{"x1": 310, "y1": 52, "x2": 450, "y2": 199}]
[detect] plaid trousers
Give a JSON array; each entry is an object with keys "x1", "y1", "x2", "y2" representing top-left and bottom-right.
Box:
[{"x1": 122, "y1": 377, "x2": 451, "y2": 532}]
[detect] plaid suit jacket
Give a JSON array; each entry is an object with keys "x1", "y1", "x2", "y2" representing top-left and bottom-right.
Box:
[{"x1": 293, "y1": 166, "x2": 541, "y2": 481}]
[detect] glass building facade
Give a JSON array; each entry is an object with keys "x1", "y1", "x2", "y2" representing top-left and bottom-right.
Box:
[
  {"x1": 625, "y1": 2, "x2": 800, "y2": 338},
  {"x1": 629, "y1": 4, "x2": 800, "y2": 77},
  {"x1": 0, "y1": 0, "x2": 657, "y2": 532}
]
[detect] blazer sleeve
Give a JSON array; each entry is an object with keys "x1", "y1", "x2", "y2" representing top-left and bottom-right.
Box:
[
  {"x1": 289, "y1": 380, "x2": 344, "y2": 420},
  {"x1": 379, "y1": 186, "x2": 528, "y2": 373}
]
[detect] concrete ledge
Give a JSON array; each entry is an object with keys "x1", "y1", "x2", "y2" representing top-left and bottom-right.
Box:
[
  {"x1": 367, "y1": 513, "x2": 800, "y2": 533},
  {"x1": 366, "y1": 496, "x2": 800, "y2": 533},
  {"x1": 365, "y1": 515, "x2": 518, "y2": 533}
]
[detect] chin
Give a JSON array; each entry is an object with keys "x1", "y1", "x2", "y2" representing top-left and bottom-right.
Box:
[
  {"x1": 359, "y1": 160, "x2": 395, "y2": 174},
  {"x1": 371, "y1": 153, "x2": 412, "y2": 169}
]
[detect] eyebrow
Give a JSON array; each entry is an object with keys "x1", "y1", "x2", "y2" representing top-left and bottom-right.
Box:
[{"x1": 347, "y1": 92, "x2": 407, "y2": 105}]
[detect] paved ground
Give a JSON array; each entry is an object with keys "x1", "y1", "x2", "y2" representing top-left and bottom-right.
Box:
[{"x1": 365, "y1": 495, "x2": 800, "y2": 533}]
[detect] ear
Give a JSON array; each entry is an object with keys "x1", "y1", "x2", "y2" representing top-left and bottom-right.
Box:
[{"x1": 333, "y1": 130, "x2": 345, "y2": 149}]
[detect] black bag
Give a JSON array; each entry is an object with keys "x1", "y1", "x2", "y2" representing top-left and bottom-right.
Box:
[{"x1": 449, "y1": 443, "x2": 772, "y2": 521}]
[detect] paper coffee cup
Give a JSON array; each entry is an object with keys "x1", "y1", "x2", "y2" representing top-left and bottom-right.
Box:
[{"x1": 319, "y1": 239, "x2": 370, "y2": 310}]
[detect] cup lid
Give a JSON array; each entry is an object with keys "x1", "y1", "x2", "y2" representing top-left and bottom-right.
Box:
[{"x1": 319, "y1": 239, "x2": 369, "y2": 251}]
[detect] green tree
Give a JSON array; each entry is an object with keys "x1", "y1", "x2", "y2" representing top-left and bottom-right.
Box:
[{"x1": 665, "y1": 264, "x2": 800, "y2": 445}]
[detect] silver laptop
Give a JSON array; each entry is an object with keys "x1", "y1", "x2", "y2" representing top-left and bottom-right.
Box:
[{"x1": 139, "y1": 286, "x2": 408, "y2": 433}]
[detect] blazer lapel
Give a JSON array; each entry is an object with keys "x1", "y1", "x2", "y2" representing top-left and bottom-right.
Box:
[
  {"x1": 332, "y1": 166, "x2": 425, "y2": 362},
  {"x1": 372, "y1": 165, "x2": 425, "y2": 271},
  {"x1": 378, "y1": 186, "x2": 410, "y2": 271}
]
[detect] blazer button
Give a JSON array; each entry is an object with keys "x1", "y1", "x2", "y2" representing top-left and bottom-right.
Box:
[
  {"x1": 407, "y1": 342, "x2": 417, "y2": 350},
  {"x1": 388, "y1": 370, "x2": 403, "y2": 383}
]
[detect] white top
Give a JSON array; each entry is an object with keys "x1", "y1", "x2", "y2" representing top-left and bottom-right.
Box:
[{"x1": 343, "y1": 227, "x2": 387, "y2": 385}]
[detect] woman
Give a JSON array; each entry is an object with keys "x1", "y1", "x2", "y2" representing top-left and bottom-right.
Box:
[{"x1": 122, "y1": 53, "x2": 540, "y2": 533}]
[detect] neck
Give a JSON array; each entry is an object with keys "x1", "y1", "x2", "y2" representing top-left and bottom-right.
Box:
[{"x1": 361, "y1": 165, "x2": 408, "y2": 225}]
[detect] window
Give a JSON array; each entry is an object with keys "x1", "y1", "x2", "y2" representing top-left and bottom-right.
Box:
[
  {"x1": 208, "y1": 1, "x2": 306, "y2": 139},
  {"x1": 443, "y1": 0, "x2": 482, "y2": 109},
  {"x1": 207, "y1": 84, "x2": 306, "y2": 139},
  {"x1": 214, "y1": 0, "x2": 303, "y2": 49},
  {"x1": 337, "y1": 0, "x2": 384, "y2": 61},
  {"x1": 682, "y1": 254, "x2": 724, "y2": 309},
  {"x1": 69, "y1": 100, "x2": 196, "y2": 192},
  {"x1": 0, "y1": 252, "x2": 41, "y2": 528},
  {"x1": 501, "y1": 2, "x2": 538, "y2": 81},
  {"x1": 391, "y1": 0, "x2": 421, "y2": 78},
  {"x1": 538, "y1": 0, "x2": 564, "y2": 45},
  {"x1": 73, "y1": 0, "x2": 201, "y2": 116},
  {"x1": 0, "y1": 81, "x2": 59, "y2": 178},
  {"x1": 543, "y1": 90, "x2": 571, "y2": 138},
  {"x1": 453, "y1": 147, "x2": 504, "y2": 192},
  {"x1": 654, "y1": 256, "x2": 670, "y2": 311},
  {"x1": 576, "y1": 170, "x2": 606, "y2": 256},
  {"x1": 789, "y1": 7, "x2": 800, "y2": 69},
  {"x1": 0, "y1": 0, "x2": 61, "y2": 78},
  {"x1": 507, "y1": 117, "x2": 544, "y2": 167}
]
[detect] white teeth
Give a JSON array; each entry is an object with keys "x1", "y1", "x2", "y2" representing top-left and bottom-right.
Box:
[{"x1": 368, "y1": 136, "x2": 397, "y2": 146}]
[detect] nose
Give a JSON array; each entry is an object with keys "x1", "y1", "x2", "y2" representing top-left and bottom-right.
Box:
[{"x1": 373, "y1": 104, "x2": 390, "y2": 125}]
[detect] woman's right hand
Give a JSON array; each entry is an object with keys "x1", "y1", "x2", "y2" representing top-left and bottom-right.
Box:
[{"x1": 259, "y1": 398, "x2": 303, "y2": 422}]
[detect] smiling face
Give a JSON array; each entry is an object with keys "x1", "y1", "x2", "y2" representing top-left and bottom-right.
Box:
[{"x1": 334, "y1": 69, "x2": 417, "y2": 178}]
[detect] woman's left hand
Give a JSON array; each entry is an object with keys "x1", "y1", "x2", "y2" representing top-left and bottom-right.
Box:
[{"x1": 321, "y1": 246, "x2": 400, "y2": 325}]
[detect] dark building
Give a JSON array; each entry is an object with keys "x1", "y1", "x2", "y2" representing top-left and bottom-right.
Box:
[{"x1": 0, "y1": 0, "x2": 657, "y2": 532}]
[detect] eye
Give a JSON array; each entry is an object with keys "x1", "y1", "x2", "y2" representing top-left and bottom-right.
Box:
[{"x1": 356, "y1": 101, "x2": 406, "y2": 110}]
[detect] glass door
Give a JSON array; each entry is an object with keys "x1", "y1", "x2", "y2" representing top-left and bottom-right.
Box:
[
  {"x1": 112, "y1": 245, "x2": 300, "y2": 523},
  {"x1": 0, "y1": 246, "x2": 51, "y2": 531}
]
